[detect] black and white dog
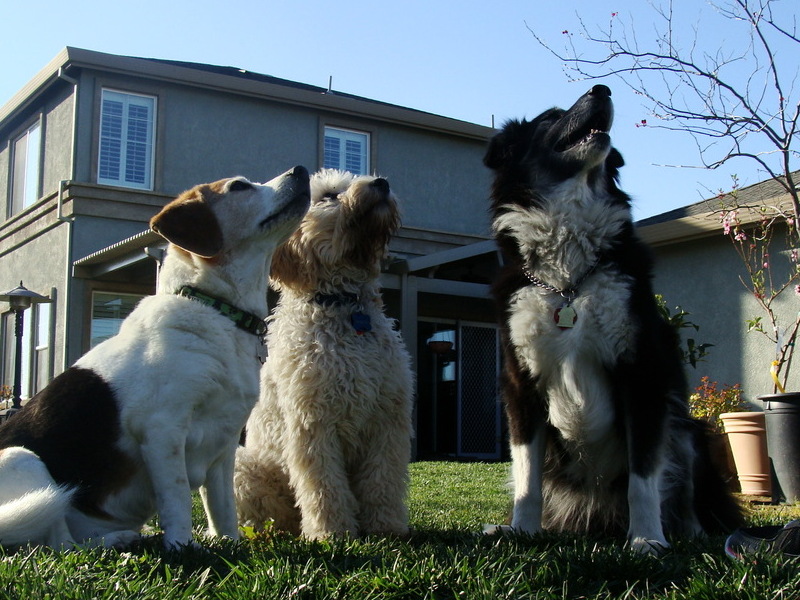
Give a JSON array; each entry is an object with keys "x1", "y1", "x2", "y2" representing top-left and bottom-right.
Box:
[{"x1": 483, "y1": 85, "x2": 741, "y2": 553}]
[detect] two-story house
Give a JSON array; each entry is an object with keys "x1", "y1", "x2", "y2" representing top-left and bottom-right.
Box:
[{"x1": 0, "y1": 47, "x2": 505, "y2": 459}]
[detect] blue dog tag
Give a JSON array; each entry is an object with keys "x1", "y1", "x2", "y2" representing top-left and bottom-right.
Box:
[{"x1": 351, "y1": 312, "x2": 372, "y2": 334}]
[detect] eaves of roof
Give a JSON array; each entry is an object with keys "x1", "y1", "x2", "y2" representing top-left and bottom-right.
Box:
[
  {"x1": 636, "y1": 171, "x2": 799, "y2": 247},
  {"x1": 0, "y1": 47, "x2": 494, "y2": 141}
]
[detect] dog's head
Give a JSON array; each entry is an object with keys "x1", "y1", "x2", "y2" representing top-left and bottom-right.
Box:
[
  {"x1": 270, "y1": 169, "x2": 401, "y2": 293},
  {"x1": 484, "y1": 85, "x2": 626, "y2": 212},
  {"x1": 150, "y1": 166, "x2": 311, "y2": 260}
]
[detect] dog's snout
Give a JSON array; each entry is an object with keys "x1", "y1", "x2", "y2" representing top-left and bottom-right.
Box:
[
  {"x1": 370, "y1": 178, "x2": 390, "y2": 194},
  {"x1": 588, "y1": 84, "x2": 611, "y2": 98},
  {"x1": 289, "y1": 165, "x2": 309, "y2": 181}
]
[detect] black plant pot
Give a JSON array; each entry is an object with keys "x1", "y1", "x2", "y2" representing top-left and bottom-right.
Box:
[{"x1": 760, "y1": 392, "x2": 800, "y2": 504}]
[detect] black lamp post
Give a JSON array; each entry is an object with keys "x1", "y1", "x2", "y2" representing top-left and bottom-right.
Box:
[{"x1": 0, "y1": 281, "x2": 51, "y2": 417}]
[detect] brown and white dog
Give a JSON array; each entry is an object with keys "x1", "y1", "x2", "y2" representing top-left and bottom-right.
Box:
[
  {"x1": 235, "y1": 169, "x2": 413, "y2": 539},
  {"x1": 0, "y1": 166, "x2": 310, "y2": 550}
]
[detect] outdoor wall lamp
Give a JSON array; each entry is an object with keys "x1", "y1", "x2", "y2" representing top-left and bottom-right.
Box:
[{"x1": 0, "y1": 281, "x2": 51, "y2": 417}]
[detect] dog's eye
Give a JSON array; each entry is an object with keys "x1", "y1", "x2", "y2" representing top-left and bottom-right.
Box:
[
  {"x1": 229, "y1": 180, "x2": 253, "y2": 192},
  {"x1": 321, "y1": 193, "x2": 339, "y2": 203}
]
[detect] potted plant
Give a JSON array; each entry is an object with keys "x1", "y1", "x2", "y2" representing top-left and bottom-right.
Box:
[
  {"x1": 719, "y1": 178, "x2": 800, "y2": 502},
  {"x1": 690, "y1": 377, "x2": 770, "y2": 495},
  {"x1": 0, "y1": 385, "x2": 14, "y2": 414}
]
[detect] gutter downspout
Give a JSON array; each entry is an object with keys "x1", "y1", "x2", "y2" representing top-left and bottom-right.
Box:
[{"x1": 57, "y1": 66, "x2": 78, "y2": 372}]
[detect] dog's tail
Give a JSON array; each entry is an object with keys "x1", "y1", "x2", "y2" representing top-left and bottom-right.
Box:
[
  {"x1": 691, "y1": 420, "x2": 745, "y2": 534},
  {"x1": 0, "y1": 484, "x2": 75, "y2": 548}
]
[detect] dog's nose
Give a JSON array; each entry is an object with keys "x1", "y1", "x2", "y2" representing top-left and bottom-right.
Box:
[
  {"x1": 370, "y1": 178, "x2": 390, "y2": 193},
  {"x1": 289, "y1": 165, "x2": 309, "y2": 181},
  {"x1": 588, "y1": 84, "x2": 611, "y2": 98}
]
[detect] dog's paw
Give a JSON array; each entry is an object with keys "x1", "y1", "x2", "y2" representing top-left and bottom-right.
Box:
[
  {"x1": 629, "y1": 536, "x2": 670, "y2": 556},
  {"x1": 482, "y1": 524, "x2": 514, "y2": 535},
  {"x1": 169, "y1": 540, "x2": 207, "y2": 552},
  {"x1": 84, "y1": 530, "x2": 142, "y2": 549}
]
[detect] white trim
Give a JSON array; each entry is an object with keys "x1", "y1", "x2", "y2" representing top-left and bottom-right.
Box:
[
  {"x1": 97, "y1": 88, "x2": 157, "y2": 190},
  {"x1": 323, "y1": 126, "x2": 369, "y2": 175}
]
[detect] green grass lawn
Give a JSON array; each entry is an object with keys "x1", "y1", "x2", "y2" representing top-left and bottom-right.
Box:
[{"x1": 1, "y1": 461, "x2": 799, "y2": 599}]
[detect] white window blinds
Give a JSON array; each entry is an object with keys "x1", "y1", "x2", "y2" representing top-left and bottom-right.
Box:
[
  {"x1": 323, "y1": 127, "x2": 369, "y2": 175},
  {"x1": 98, "y1": 90, "x2": 155, "y2": 189}
]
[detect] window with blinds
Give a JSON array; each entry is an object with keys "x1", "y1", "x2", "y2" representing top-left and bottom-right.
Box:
[
  {"x1": 323, "y1": 127, "x2": 369, "y2": 175},
  {"x1": 98, "y1": 90, "x2": 156, "y2": 190}
]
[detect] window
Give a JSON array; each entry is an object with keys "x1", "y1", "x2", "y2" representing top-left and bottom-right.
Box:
[
  {"x1": 323, "y1": 127, "x2": 369, "y2": 175},
  {"x1": 0, "y1": 301, "x2": 51, "y2": 401},
  {"x1": 1, "y1": 312, "x2": 13, "y2": 397},
  {"x1": 98, "y1": 90, "x2": 156, "y2": 189},
  {"x1": 9, "y1": 120, "x2": 42, "y2": 216},
  {"x1": 90, "y1": 292, "x2": 143, "y2": 348},
  {"x1": 33, "y1": 302, "x2": 51, "y2": 394}
]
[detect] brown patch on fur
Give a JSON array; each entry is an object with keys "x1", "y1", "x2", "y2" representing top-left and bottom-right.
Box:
[
  {"x1": 0, "y1": 367, "x2": 137, "y2": 518},
  {"x1": 150, "y1": 182, "x2": 226, "y2": 258}
]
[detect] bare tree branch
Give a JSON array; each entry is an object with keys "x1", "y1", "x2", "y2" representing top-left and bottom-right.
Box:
[{"x1": 527, "y1": 0, "x2": 799, "y2": 217}]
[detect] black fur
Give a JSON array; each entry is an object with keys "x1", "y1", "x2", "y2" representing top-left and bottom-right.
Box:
[
  {"x1": 484, "y1": 85, "x2": 742, "y2": 538},
  {"x1": 0, "y1": 367, "x2": 136, "y2": 517}
]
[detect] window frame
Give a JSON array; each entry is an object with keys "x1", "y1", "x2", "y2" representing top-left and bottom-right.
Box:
[
  {"x1": 7, "y1": 116, "x2": 43, "y2": 218},
  {"x1": 89, "y1": 290, "x2": 145, "y2": 349},
  {"x1": 321, "y1": 125, "x2": 372, "y2": 175},
  {"x1": 0, "y1": 299, "x2": 53, "y2": 401},
  {"x1": 97, "y1": 88, "x2": 157, "y2": 191}
]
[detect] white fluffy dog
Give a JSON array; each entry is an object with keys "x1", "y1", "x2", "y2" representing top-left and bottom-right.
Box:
[{"x1": 235, "y1": 169, "x2": 413, "y2": 539}]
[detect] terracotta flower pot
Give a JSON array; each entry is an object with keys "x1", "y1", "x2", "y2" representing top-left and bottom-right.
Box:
[{"x1": 719, "y1": 411, "x2": 771, "y2": 497}]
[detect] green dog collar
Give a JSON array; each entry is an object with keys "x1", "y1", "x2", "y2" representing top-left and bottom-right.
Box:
[{"x1": 175, "y1": 285, "x2": 267, "y2": 337}]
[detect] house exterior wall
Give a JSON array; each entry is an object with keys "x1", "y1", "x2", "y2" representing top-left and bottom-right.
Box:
[
  {"x1": 375, "y1": 126, "x2": 492, "y2": 235},
  {"x1": 41, "y1": 86, "x2": 75, "y2": 193},
  {"x1": 1, "y1": 48, "x2": 498, "y2": 437},
  {"x1": 648, "y1": 227, "x2": 800, "y2": 403},
  {"x1": 67, "y1": 67, "x2": 492, "y2": 236}
]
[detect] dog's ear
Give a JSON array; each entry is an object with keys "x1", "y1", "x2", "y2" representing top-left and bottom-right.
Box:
[
  {"x1": 269, "y1": 233, "x2": 316, "y2": 292},
  {"x1": 150, "y1": 187, "x2": 224, "y2": 258},
  {"x1": 607, "y1": 148, "x2": 625, "y2": 170},
  {"x1": 484, "y1": 120, "x2": 525, "y2": 170}
]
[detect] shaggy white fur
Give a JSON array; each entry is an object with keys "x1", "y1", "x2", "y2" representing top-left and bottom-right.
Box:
[{"x1": 235, "y1": 169, "x2": 414, "y2": 539}]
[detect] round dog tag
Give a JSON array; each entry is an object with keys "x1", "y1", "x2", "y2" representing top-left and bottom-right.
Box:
[{"x1": 554, "y1": 304, "x2": 577, "y2": 329}]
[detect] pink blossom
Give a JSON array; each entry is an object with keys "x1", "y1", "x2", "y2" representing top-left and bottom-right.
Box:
[
  {"x1": 792, "y1": 249, "x2": 799, "y2": 263},
  {"x1": 722, "y1": 213, "x2": 733, "y2": 235},
  {"x1": 795, "y1": 285, "x2": 800, "y2": 295},
  {"x1": 734, "y1": 231, "x2": 747, "y2": 242}
]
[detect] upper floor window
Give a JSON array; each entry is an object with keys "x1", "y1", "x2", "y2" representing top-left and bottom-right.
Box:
[
  {"x1": 98, "y1": 90, "x2": 156, "y2": 190},
  {"x1": 323, "y1": 126, "x2": 369, "y2": 175},
  {"x1": 9, "y1": 120, "x2": 42, "y2": 216}
]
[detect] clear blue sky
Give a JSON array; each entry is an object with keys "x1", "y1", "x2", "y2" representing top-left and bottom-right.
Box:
[{"x1": 0, "y1": 0, "x2": 785, "y2": 220}]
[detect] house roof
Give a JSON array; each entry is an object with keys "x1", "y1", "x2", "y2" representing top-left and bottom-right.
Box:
[
  {"x1": 636, "y1": 171, "x2": 799, "y2": 247},
  {"x1": 0, "y1": 47, "x2": 494, "y2": 141}
]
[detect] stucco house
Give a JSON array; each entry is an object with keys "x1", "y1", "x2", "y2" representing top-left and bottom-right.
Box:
[
  {"x1": 638, "y1": 172, "x2": 800, "y2": 402},
  {"x1": 0, "y1": 47, "x2": 504, "y2": 459}
]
